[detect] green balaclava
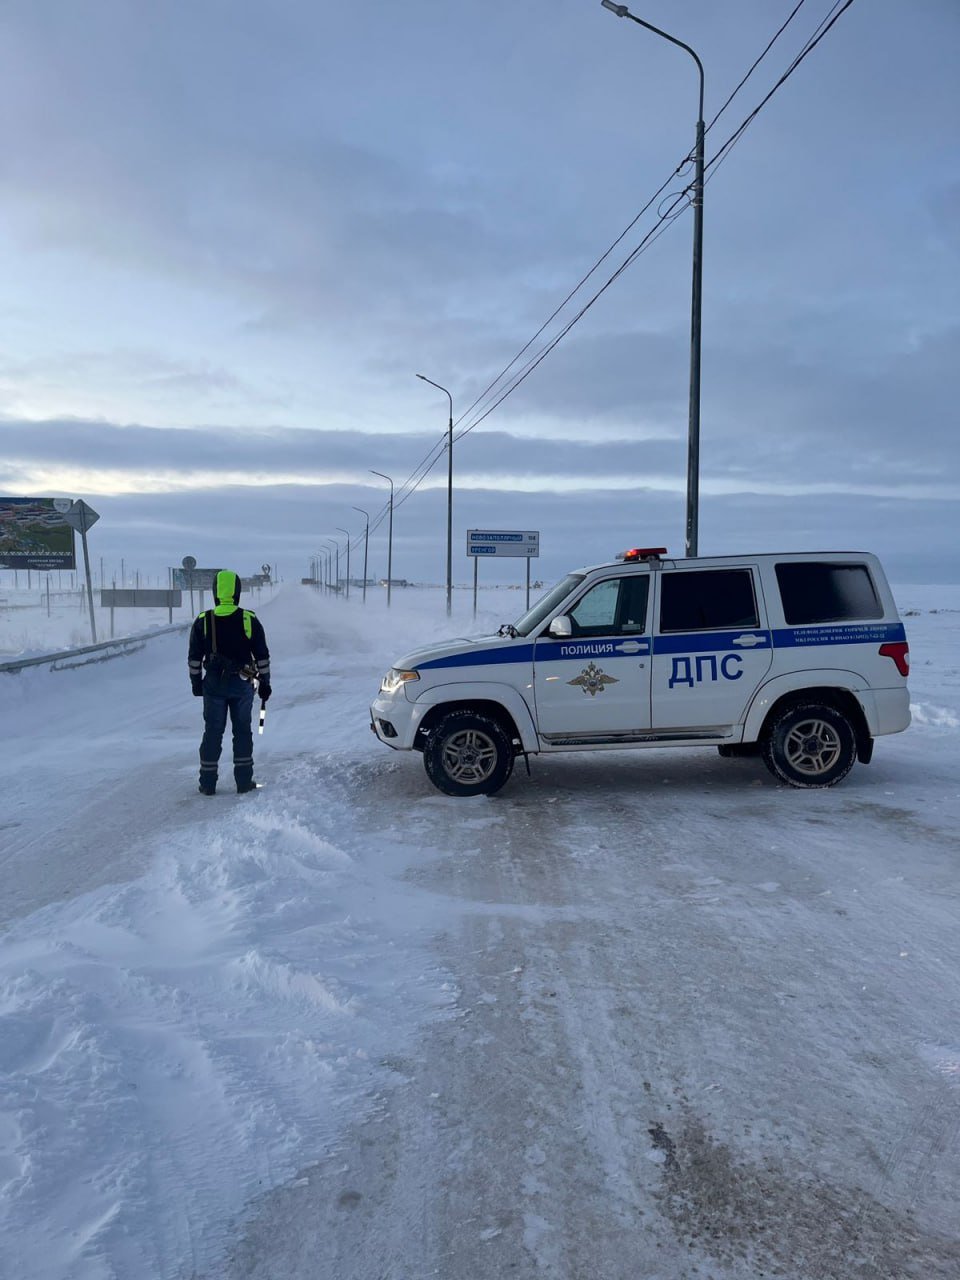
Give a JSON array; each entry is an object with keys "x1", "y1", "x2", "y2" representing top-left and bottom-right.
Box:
[{"x1": 213, "y1": 569, "x2": 242, "y2": 615}]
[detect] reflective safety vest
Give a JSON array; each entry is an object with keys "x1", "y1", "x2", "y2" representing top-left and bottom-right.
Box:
[{"x1": 201, "y1": 609, "x2": 255, "y2": 639}]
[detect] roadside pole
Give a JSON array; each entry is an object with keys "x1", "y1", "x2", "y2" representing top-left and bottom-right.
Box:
[
  {"x1": 64, "y1": 500, "x2": 101, "y2": 644},
  {"x1": 79, "y1": 524, "x2": 96, "y2": 642}
]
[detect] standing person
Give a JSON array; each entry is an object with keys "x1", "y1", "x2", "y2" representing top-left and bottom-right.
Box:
[{"x1": 188, "y1": 569, "x2": 271, "y2": 795}]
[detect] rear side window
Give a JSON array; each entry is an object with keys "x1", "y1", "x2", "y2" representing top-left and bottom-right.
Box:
[
  {"x1": 776, "y1": 562, "x2": 882, "y2": 625},
  {"x1": 659, "y1": 569, "x2": 759, "y2": 632}
]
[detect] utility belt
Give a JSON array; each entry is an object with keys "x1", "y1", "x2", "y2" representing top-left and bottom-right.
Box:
[{"x1": 206, "y1": 654, "x2": 258, "y2": 682}]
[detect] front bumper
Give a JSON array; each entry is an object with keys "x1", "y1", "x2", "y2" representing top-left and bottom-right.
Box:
[{"x1": 370, "y1": 692, "x2": 421, "y2": 750}]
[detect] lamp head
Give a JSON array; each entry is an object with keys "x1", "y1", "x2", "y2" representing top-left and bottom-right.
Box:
[{"x1": 601, "y1": 0, "x2": 629, "y2": 14}]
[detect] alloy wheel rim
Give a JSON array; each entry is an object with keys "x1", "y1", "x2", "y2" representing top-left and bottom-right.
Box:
[
  {"x1": 784, "y1": 718, "x2": 842, "y2": 775},
  {"x1": 441, "y1": 729, "x2": 498, "y2": 784}
]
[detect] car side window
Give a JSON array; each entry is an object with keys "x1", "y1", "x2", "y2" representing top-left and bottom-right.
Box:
[
  {"x1": 659, "y1": 569, "x2": 759, "y2": 632},
  {"x1": 775, "y1": 562, "x2": 882, "y2": 624},
  {"x1": 618, "y1": 575, "x2": 649, "y2": 632},
  {"x1": 568, "y1": 576, "x2": 649, "y2": 637}
]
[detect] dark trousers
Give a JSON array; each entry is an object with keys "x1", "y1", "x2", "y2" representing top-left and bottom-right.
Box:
[{"x1": 199, "y1": 672, "x2": 255, "y2": 791}]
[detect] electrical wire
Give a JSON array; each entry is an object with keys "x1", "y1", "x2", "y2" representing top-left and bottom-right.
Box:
[
  {"x1": 705, "y1": 0, "x2": 809, "y2": 135},
  {"x1": 353, "y1": 0, "x2": 857, "y2": 537},
  {"x1": 706, "y1": 0, "x2": 854, "y2": 176},
  {"x1": 451, "y1": 0, "x2": 857, "y2": 445},
  {"x1": 454, "y1": 0, "x2": 816, "y2": 438}
]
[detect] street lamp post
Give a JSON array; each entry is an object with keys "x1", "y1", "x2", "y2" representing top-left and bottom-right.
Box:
[
  {"x1": 416, "y1": 374, "x2": 454, "y2": 615},
  {"x1": 336, "y1": 528, "x2": 351, "y2": 600},
  {"x1": 600, "y1": 0, "x2": 705, "y2": 557},
  {"x1": 370, "y1": 470, "x2": 394, "y2": 608},
  {"x1": 323, "y1": 538, "x2": 338, "y2": 597},
  {"x1": 352, "y1": 507, "x2": 370, "y2": 603}
]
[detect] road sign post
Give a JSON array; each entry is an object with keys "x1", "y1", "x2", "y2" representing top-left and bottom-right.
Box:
[
  {"x1": 63, "y1": 500, "x2": 101, "y2": 643},
  {"x1": 182, "y1": 556, "x2": 197, "y2": 615},
  {"x1": 466, "y1": 529, "x2": 540, "y2": 611}
]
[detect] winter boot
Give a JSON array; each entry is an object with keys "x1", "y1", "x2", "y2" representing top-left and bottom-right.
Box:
[{"x1": 199, "y1": 758, "x2": 219, "y2": 795}]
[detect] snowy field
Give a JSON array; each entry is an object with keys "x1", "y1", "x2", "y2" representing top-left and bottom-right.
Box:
[{"x1": 1, "y1": 582, "x2": 959, "y2": 1279}]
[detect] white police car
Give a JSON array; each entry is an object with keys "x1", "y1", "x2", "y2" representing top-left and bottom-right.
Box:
[{"x1": 370, "y1": 549, "x2": 910, "y2": 796}]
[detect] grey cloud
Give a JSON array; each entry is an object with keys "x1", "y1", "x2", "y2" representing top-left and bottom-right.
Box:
[
  {"x1": 0, "y1": 0, "x2": 956, "y2": 588},
  {"x1": 4, "y1": 375, "x2": 958, "y2": 503},
  {"x1": 0, "y1": 416, "x2": 686, "y2": 488},
  {"x1": 49, "y1": 483, "x2": 959, "y2": 591}
]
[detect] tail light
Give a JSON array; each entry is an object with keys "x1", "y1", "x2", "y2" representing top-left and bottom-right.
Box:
[{"x1": 879, "y1": 641, "x2": 909, "y2": 677}]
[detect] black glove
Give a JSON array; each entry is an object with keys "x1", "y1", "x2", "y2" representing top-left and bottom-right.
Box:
[
  {"x1": 258, "y1": 681, "x2": 272, "y2": 704},
  {"x1": 191, "y1": 677, "x2": 203, "y2": 697}
]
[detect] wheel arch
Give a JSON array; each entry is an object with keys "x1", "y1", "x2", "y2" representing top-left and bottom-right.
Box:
[
  {"x1": 412, "y1": 685, "x2": 537, "y2": 753},
  {"x1": 753, "y1": 684, "x2": 872, "y2": 763}
]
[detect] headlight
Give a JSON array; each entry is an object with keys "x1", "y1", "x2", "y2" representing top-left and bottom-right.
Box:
[{"x1": 380, "y1": 668, "x2": 420, "y2": 694}]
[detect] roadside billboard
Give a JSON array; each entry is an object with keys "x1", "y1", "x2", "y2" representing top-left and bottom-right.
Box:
[
  {"x1": 0, "y1": 498, "x2": 76, "y2": 570},
  {"x1": 172, "y1": 568, "x2": 219, "y2": 590}
]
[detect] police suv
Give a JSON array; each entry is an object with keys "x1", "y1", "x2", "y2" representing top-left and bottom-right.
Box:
[{"x1": 370, "y1": 549, "x2": 910, "y2": 796}]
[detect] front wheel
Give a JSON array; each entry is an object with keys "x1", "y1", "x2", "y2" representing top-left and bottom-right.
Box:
[
  {"x1": 761, "y1": 702, "x2": 857, "y2": 788},
  {"x1": 423, "y1": 711, "x2": 515, "y2": 797}
]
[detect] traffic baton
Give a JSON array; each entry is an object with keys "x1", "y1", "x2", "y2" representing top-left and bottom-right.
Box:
[{"x1": 258, "y1": 701, "x2": 267, "y2": 735}]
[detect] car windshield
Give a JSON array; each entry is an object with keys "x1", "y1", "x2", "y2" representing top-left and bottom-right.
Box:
[{"x1": 511, "y1": 573, "x2": 584, "y2": 637}]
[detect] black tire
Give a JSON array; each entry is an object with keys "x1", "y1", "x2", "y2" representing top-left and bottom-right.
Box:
[
  {"x1": 761, "y1": 702, "x2": 857, "y2": 788},
  {"x1": 423, "y1": 711, "x2": 515, "y2": 797}
]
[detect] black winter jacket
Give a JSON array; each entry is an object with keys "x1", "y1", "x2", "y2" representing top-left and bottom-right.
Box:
[{"x1": 188, "y1": 608, "x2": 270, "y2": 683}]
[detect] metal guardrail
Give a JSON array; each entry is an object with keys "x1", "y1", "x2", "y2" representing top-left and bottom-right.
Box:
[{"x1": 0, "y1": 621, "x2": 191, "y2": 674}]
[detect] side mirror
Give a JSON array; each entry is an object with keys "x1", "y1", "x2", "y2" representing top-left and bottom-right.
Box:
[{"x1": 548, "y1": 615, "x2": 573, "y2": 638}]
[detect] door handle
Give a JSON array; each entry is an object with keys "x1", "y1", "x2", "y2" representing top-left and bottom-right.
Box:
[{"x1": 732, "y1": 634, "x2": 767, "y2": 647}]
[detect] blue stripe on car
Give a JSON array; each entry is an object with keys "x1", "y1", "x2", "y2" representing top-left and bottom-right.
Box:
[
  {"x1": 772, "y1": 622, "x2": 905, "y2": 647},
  {"x1": 416, "y1": 644, "x2": 536, "y2": 670},
  {"x1": 413, "y1": 622, "x2": 905, "y2": 670},
  {"x1": 653, "y1": 631, "x2": 771, "y2": 655},
  {"x1": 416, "y1": 638, "x2": 651, "y2": 670}
]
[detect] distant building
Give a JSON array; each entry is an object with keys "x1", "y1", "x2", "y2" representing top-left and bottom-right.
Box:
[{"x1": 378, "y1": 578, "x2": 409, "y2": 588}]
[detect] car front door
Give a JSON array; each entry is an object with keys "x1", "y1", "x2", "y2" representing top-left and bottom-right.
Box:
[
  {"x1": 533, "y1": 573, "x2": 652, "y2": 742},
  {"x1": 650, "y1": 567, "x2": 773, "y2": 731}
]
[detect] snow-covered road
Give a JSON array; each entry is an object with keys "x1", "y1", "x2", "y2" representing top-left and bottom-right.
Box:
[{"x1": 2, "y1": 585, "x2": 959, "y2": 1279}]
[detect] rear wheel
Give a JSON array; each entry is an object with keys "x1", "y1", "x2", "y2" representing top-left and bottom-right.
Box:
[
  {"x1": 762, "y1": 702, "x2": 857, "y2": 788},
  {"x1": 423, "y1": 711, "x2": 515, "y2": 797}
]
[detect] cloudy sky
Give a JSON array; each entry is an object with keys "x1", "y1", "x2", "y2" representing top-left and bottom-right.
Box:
[{"x1": 1, "y1": 0, "x2": 957, "y2": 589}]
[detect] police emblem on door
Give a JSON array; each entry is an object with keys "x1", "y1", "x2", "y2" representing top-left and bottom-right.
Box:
[{"x1": 568, "y1": 662, "x2": 619, "y2": 696}]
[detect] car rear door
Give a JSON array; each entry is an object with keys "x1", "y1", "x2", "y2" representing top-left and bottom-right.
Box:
[{"x1": 650, "y1": 566, "x2": 774, "y2": 732}]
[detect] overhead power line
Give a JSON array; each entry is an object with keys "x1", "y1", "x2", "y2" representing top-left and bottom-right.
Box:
[
  {"x1": 361, "y1": 0, "x2": 857, "y2": 534},
  {"x1": 451, "y1": 0, "x2": 814, "y2": 442},
  {"x1": 451, "y1": 0, "x2": 857, "y2": 446}
]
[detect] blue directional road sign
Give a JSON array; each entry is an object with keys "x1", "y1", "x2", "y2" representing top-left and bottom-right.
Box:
[{"x1": 466, "y1": 529, "x2": 539, "y2": 558}]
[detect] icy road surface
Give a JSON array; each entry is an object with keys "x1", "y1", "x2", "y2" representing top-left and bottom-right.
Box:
[{"x1": 1, "y1": 585, "x2": 959, "y2": 1279}]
